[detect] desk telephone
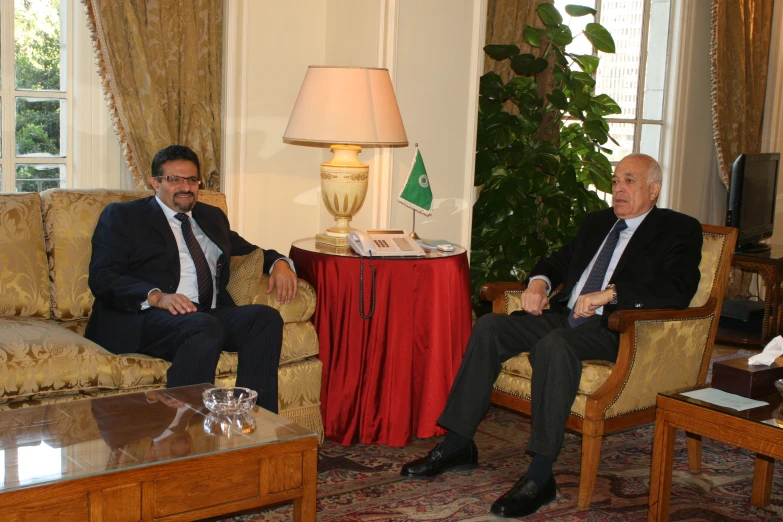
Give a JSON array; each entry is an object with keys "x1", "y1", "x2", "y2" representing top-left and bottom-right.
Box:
[{"x1": 347, "y1": 230, "x2": 425, "y2": 257}]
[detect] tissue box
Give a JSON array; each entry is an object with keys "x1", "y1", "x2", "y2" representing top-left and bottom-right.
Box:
[{"x1": 712, "y1": 356, "x2": 783, "y2": 398}]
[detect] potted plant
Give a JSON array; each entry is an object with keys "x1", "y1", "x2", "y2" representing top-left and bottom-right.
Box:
[{"x1": 470, "y1": 2, "x2": 621, "y2": 309}]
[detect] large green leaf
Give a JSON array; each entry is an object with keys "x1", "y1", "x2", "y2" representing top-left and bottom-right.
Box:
[
  {"x1": 547, "y1": 89, "x2": 568, "y2": 110},
  {"x1": 590, "y1": 93, "x2": 622, "y2": 115},
  {"x1": 571, "y1": 71, "x2": 596, "y2": 88},
  {"x1": 584, "y1": 23, "x2": 615, "y2": 53},
  {"x1": 569, "y1": 53, "x2": 600, "y2": 74},
  {"x1": 484, "y1": 44, "x2": 520, "y2": 60},
  {"x1": 479, "y1": 96, "x2": 502, "y2": 116},
  {"x1": 547, "y1": 25, "x2": 573, "y2": 47},
  {"x1": 537, "y1": 3, "x2": 563, "y2": 26},
  {"x1": 484, "y1": 111, "x2": 520, "y2": 149},
  {"x1": 479, "y1": 72, "x2": 507, "y2": 101},
  {"x1": 511, "y1": 53, "x2": 549, "y2": 75},
  {"x1": 565, "y1": 4, "x2": 597, "y2": 16},
  {"x1": 584, "y1": 120, "x2": 608, "y2": 144},
  {"x1": 523, "y1": 26, "x2": 543, "y2": 47},
  {"x1": 474, "y1": 150, "x2": 497, "y2": 184}
]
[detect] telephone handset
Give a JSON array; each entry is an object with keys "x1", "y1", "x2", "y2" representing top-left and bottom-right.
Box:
[
  {"x1": 347, "y1": 230, "x2": 426, "y2": 257},
  {"x1": 347, "y1": 230, "x2": 377, "y2": 257}
]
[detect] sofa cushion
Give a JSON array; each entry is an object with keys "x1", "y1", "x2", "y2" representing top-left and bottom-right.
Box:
[
  {"x1": 227, "y1": 248, "x2": 265, "y2": 306},
  {"x1": 0, "y1": 317, "x2": 118, "y2": 402},
  {"x1": 0, "y1": 193, "x2": 51, "y2": 319}
]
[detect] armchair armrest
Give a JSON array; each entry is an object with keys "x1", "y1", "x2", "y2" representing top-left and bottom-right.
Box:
[
  {"x1": 248, "y1": 276, "x2": 317, "y2": 323},
  {"x1": 480, "y1": 282, "x2": 526, "y2": 314},
  {"x1": 588, "y1": 297, "x2": 720, "y2": 418},
  {"x1": 607, "y1": 298, "x2": 718, "y2": 333}
]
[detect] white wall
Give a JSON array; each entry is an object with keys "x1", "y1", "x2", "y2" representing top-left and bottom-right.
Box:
[{"x1": 223, "y1": 0, "x2": 484, "y2": 254}]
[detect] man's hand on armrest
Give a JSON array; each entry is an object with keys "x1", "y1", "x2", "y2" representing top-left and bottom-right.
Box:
[
  {"x1": 267, "y1": 261, "x2": 298, "y2": 304},
  {"x1": 147, "y1": 290, "x2": 198, "y2": 315},
  {"x1": 520, "y1": 279, "x2": 549, "y2": 315}
]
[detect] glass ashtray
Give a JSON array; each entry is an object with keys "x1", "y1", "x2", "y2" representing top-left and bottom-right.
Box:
[
  {"x1": 202, "y1": 387, "x2": 258, "y2": 415},
  {"x1": 203, "y1": 412, "x2": 257, "y2": 436},
  {"x1": 775, "y1": 379, "x2": 783, "y2": 397}
]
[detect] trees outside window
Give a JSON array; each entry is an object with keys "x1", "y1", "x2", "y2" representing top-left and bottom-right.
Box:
[{"x1": 0, "y1": 0, "x2": 69, "y2": 192}]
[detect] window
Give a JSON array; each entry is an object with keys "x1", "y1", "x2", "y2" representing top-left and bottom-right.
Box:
[
  {"x1": 554, "y1": 0, "x2": 673, "y2": 200},
  {"x1": 0, "y1": 0, "x2": 70, "y2": 192}
]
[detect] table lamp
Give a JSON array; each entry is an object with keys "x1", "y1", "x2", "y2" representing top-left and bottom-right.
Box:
[{"x1": 283, "y1": 66, "x2": 408, "y2": 247}]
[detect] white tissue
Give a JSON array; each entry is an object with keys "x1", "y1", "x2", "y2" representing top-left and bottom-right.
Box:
[{"x1": 748, "y1": 335, "x2": 783, "y2": 365}]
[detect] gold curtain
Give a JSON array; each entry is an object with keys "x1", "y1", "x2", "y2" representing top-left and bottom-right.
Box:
[
  {"x1": 484, "y1": 0, "x2": 549, "y2": 82},
  {"x1": 711, "y1": 0, "x2": 775, "y2": 189},
  {"x1": 82, "y1": 0, "x2": 223, "y2": 190}
]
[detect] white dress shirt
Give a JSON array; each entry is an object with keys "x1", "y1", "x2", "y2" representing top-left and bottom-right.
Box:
[
  {"x1": 531, "y1": 208, "x2": 652, "y2": 316},
  {"x1": 142, "y1": 196, "x2": 293, "y2": 309}
]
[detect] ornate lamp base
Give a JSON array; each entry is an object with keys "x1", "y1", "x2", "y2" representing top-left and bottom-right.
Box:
[
  {"x1": 317, "y1": 144, "x2": 368, "y2": 244},
  {"x1": 315, "y1": 233, "x2": 351, "y2": 248}
]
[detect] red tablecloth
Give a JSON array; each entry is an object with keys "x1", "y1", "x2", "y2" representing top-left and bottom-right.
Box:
[{"x1": 289, "y1": 239, "x2": 473, "y2": 447}]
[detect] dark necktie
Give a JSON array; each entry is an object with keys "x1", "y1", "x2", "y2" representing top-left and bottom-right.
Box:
[
  {"x1": 568, "y1": 219, "x2": 627, "y2": 328},
  {"x1": 174, "y1": 213, "x2": 213, "y2": 312}
]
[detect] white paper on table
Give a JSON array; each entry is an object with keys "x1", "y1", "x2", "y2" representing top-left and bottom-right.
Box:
[
  {"x1": 748, "y1": 335, "x2": 783, "y2": 365},
  {"x1": 680, "y1": 388, "x2": 769, "y2": 411}
]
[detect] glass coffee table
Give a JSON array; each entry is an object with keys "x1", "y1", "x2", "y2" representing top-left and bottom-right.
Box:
[
  {"x1": 648, "y1": 385, "x2": 783, "y2": 522},
  {"x1": 0, "y1": 384, "x2": 317, "y2": 521}
]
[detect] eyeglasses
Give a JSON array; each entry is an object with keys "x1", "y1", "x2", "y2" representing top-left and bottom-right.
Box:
[{"x1": 156, "y1": 175, "x2": 203, "y2": 186}]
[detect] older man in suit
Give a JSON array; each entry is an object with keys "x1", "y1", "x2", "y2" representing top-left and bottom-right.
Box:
[
  {"x1": 85, "y1": 145, "x2": 298, "y2": 412},
  {"x1": 400, "y1": 154, "x2": 703, "y2": 518}
]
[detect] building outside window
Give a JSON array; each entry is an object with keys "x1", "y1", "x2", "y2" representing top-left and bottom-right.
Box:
[
  {"x1": 0, "y1": 0, "x2": 70, "y2": 192},
  {"x1": 554, "y1": 0, "x2": 673, "y2": 202}
]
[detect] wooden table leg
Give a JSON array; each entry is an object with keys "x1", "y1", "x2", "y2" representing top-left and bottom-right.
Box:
[
  {"x1": 648, "y1": 411, "x2": 676, "y2": 522},
  {"x1": 293, "y1": 446, "x2": 318, "y2": 522},
  {"x1": 751, "y1": 453, "x2": 775, "y2": 507},
  {"x1": 685, "y1": 432, "x2": 702, "y2": 473}
]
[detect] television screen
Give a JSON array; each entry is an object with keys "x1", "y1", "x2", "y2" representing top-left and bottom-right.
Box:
[{"x1": 727, "y1": 153, "x2": 780, "y2": 252}]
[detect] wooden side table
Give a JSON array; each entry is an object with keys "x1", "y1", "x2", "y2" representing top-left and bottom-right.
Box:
[
  {"x1": 716, "y1": 245, "x2": 783, "y2": 346},
  {"x1": 648, "y1": 387, "x2": 783, "y2": 522}
]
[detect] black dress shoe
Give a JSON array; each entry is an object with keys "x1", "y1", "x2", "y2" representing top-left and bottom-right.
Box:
[
  {"x1": 490, "y1": 475, "x2": 556, "y2": 518},
  {"x1": 400, "y1": 441, "x2": 478, "y2": 478}
]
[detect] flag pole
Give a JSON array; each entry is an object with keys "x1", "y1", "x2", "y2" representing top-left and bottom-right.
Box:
[{"x1": 410, "y1": 211, "x2": 419, "y2": 239}]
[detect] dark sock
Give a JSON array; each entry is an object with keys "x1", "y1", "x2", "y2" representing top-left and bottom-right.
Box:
[
  {"x1": 435, "y1": 430, "x2": 471, "y2": 455},
  {"x1": 525, "y1": 454, "x2": 553, "y2": 488}
]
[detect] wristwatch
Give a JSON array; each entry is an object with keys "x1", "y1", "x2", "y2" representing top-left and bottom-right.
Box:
[{"x1": 606, "y1": 284, "x2": 618, "y2": 305}]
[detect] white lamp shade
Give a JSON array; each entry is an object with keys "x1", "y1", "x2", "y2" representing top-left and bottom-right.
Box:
[{"x1": 283, "y1": 66, "x2": 408, "y2": 146}]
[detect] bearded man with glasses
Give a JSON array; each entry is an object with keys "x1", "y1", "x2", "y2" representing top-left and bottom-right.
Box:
[{"x1": 85, "y1": 144, "x2": 297, "y2": 412}]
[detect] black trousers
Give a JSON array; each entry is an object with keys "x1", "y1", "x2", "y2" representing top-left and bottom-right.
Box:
[
  {"x1": 437, "y1": 308, "x2": 619, "y2": 460},
  {"x1": 138, "y1": 305, "x2": 283, "y2": 413}
]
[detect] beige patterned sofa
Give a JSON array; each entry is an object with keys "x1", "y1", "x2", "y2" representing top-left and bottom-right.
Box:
[{"x1": 0, "y1": 189, "x2": 324, "y2": 442}]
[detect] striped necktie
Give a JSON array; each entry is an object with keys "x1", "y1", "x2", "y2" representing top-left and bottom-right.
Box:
[
  {"x1": 174, "y1": 213, "x2": 213, "y2": 312},
  {"x1": 568, "y1": 219, "x2": 627, "y2": 328}
]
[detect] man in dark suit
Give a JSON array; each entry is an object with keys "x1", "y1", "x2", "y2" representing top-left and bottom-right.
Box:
[
  {"x1": 85, "y1": 145, "x2": 298, "y2": 412},
  {"x1": 400, "y1": 154, "x2": 703, "y2": 518}
]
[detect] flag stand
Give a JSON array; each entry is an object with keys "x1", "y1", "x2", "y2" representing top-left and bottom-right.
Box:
[{"x1": 410, "y1": 211, "x2": 420, "y2": 239}]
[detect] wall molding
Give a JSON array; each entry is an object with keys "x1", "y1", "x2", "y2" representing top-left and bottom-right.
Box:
[
  {"x1": 221, "y1": 0, "x2": 249, "y2": 233},
  {"x1": 370, "y1": 0, "x2": 400, "y2": 229},
  {"x1": 459, "y1": 0, "x2": 487, "y2": 250}
]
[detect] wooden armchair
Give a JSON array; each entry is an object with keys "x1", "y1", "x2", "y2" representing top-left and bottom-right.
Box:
[{"x1": 482, "y1": 224, "x2": 737, "y2": 509}]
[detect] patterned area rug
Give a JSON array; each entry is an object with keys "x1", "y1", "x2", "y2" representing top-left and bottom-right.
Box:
[{"x1": 218, "y1": 400, "x2": 782, "y2": 521}]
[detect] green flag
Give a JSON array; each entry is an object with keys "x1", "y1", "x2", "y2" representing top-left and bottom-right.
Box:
[{"x1": 398, "y1": 148, "x2": 433, "y2": 216}]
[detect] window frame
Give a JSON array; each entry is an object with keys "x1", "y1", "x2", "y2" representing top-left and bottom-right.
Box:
[{"x1": 0, "y1": 0, "x2": 73, "y2": 192}]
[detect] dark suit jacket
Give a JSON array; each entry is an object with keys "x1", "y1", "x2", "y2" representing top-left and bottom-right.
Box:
[
  {"x1": 84, "y1": 196, "x2": 284, "y2": 354},
  {"x1": 528, "y1": 206, "x2": 703, "y2": 321}
]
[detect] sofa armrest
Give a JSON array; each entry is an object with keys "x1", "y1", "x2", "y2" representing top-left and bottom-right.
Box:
[{"x1": 247, "y1": 276, "x2": 317, "y2": 323}]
